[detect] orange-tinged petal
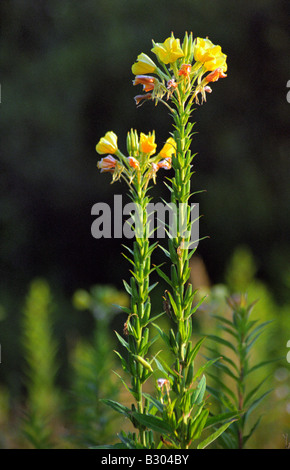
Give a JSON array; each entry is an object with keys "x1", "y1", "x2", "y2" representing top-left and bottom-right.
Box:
[
  {"x1": 134, "y1": 93, "x2": 153, "y2": 106},
  {"x1": 205, "y1": 67, "x2": 227, "y2": 83},
  {"x1": 158, "y1": 158, "x2": 172, "y2": 170},
  {"x1": 133, "y1": 75, "x2": 156, "y2": 92},
  {"x1": 127, "y1": 156, "x2": 139, "y2": 169},
  {"x1": 139, "y1": 132, "x2": 157, "y2": 156},
  {"x1": 97, "y1": 155, "x2": 117, "y2": 173},
  {"x1": 178, "y1": 64, "x2": 192, "y2": 77}
]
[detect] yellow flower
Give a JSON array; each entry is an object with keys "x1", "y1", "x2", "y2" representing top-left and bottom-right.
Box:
[
  {"x1": 132, "y1": 53, "x2": 157, "y2": 75},
  {"x1": 151, "y1": 35, "x2": 184, "y2": 65},
  {"x1": 159, "y1": 137, "x2": 176, "y2": 159},
  {"x1": 96, "y1": 131, "x2": 118, "y2": 154},
  {"x1": 139, "y1": 132, "x2": 157, "y2": 156},
  {"x1": 193, "y1": 37, "x2": 227, "y2": 72}
]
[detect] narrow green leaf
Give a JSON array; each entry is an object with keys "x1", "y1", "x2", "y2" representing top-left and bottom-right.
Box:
[
  {"x1": 244, "y1": 377, "x2": 269, "y2": 407},
  {"x1": 187, "y1": 337, "x2": 207, "y2": 364},
  {"x1": 192, "y1": 357, "x2": 220, "y2": 383},
  {"x1": 132, "y1": 412, "x2": 173, "y2": 435},
  {"x1": 148, "y1": 281, "x2": 159, "y2": 293},
  {"x1": 246, "y1": 358, "x2": 282, "y2": 376},
  {"x1": 142, "y1": 393, "x2": 164, "y2": 413},
  {"x1": 207, "y1": 372, "x2": 238, "y2": 404},
  {"x1": 192, "y1": 374, "x2": 206, "y2": 405},
  {"x1": 205, "y1": 411, "x2": 241, "y2": 429},
  {"x1": 122, "y1": 279, "x2": 132, "y2": 295},
  {"x1": 208, "y1": 334, "x2": 237, "y2": 353},
  {"x1": 190, "y1": 408, "x2": 209, "y2": 440},
  {"x1": 115, "y1": 330, "x2": 130, "y2": 351},
  {"x1": 158, "y1": 244, "x2": 171, "y2": 258},
  {"x1": 154, "y1": 265, "x2": 173, "y2": 287},
  {"x1": 197, "y1": 420, "x2": 237, "y2": 449},
  {"x1": 244, "y1": 390, "x2": 272, "y2": 422},
  {"x1": 245, "y1": 320, "x2": 273, "y2": 343},
  {"x1": 243, "y1": 416, "x2": 263, "y2": 446},
  {"x1": 101, "y1": 399, "x2": 131, "y2": 418},
  {"x1": 147, "y1": 311, "x2": 164, "y2": 325},
  {"x1": 153, "y1": 323, "x2": 171, "y2": 349}
]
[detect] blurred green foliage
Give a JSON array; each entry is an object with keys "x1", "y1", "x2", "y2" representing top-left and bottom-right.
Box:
[
  {"x1": 69, "y1": 285, "x2": 128, "y2": 447},
  {"x1": 194, "y1": 245, "x2": 289, "y2": 448}
]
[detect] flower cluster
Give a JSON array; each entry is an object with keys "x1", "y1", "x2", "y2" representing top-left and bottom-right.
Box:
[
  {"x1": 131, "y1": 32, "x2": 227, "y2": 106},
  {"x1": 96, "y1": 130, "x2": 176, "y2": 186}
]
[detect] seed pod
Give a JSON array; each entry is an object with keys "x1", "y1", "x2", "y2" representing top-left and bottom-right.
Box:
[{"x1": 134, "y1": 355, "x2": 153, "y2": 373}]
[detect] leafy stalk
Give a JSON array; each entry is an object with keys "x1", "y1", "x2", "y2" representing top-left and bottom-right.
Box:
[
  {"x1": 130, "y1": 31, "x2": 233, "y2": 449},
  {"x1": 207, "y1": 295, "x2": 275, "y2": 448},
  {"x1": 96, "y1": 129, "x2": 173, "y2": 448}
]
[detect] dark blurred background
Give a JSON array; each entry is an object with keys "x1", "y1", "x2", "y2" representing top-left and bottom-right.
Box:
[{"x1": 0, "y1": 0, "x2": 289, "y2": 423}]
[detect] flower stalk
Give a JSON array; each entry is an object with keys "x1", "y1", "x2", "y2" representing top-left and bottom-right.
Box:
[
  {"x1": 96, "y1": 129, "x2": 174, "y2": 448},
  {"x1": 131, "y1": 32, "x2": 233, "y2": 449}
]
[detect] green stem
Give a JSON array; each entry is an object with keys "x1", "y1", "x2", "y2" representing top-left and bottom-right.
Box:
[
  {"x1": 166, "y1": 93, "x2": 195, "y2": 448},
  {"x1": 127, "y1": 174, "x2": 152, "y2": 447}
]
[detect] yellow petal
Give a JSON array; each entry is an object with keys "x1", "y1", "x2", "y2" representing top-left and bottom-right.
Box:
[
  {"x1": 96, "y1": 131, "x2": 118, "y2": 154},
  {"x1": 139, "y1": 132, "x2": 157, "y2": 156},
  {"x1": 152, "y1": 35, "x2": 184, "y2": 64},
  {"x1": 159, "y1": 137, "x2": 176, "y2": 159},
  {"x1": 131, "y1": 53, "x2": 156, "y2": 75}
]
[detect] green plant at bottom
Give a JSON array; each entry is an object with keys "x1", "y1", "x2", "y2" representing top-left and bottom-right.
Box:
[
  {"x1": 70, "y1": 285, "x2": 127, "y2": 447},
  {"x1": 207, "y1": 295, "x2": 274, "y2": 448},
  {"x1": 21, "y1": 278, "x2": 61, "y2": 448}
]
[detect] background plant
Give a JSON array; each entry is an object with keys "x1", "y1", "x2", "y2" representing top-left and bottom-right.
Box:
[
  {"x1": 21, "y1": 278, "x2": 61, "y2": 449},
  {"x1": 69, "y1": 285, "x2": 127, "y2": 448},
  {"x1": 205, "y1": 295, "x2": 276, "y2": 449}
]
